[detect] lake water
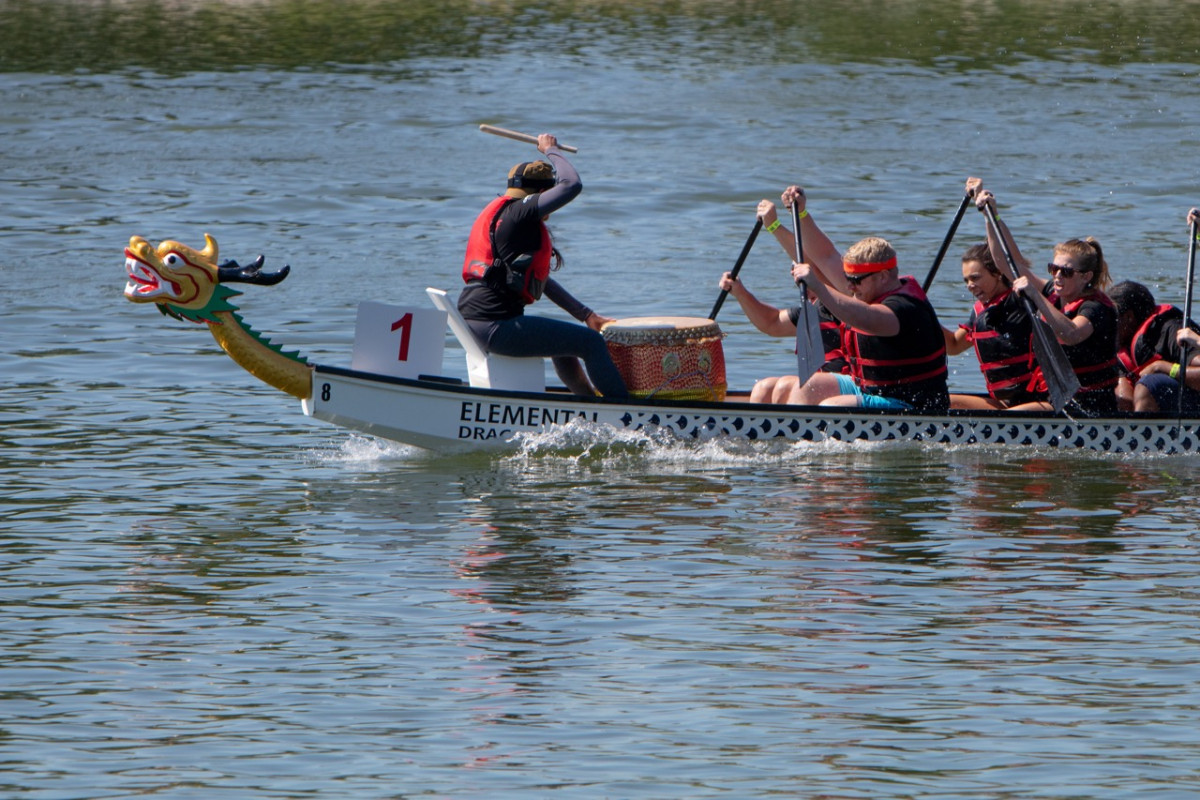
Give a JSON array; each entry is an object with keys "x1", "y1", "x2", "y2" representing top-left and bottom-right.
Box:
[{"x1": 4, "y1": 1, "x2": 1200, "y2": 797}]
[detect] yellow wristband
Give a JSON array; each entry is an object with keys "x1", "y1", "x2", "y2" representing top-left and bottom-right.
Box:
[
  {"x1": 765, "y1": 219, "x2": 781, "y2": 233},
  {"x1": 1170, "y1": 363, "x2": 1181, "y2": 380},
  {"x1": 797, "y1": 209, "x2": 809, "y2": 220}
]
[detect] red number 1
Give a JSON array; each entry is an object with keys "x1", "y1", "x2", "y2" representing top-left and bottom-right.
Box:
[{"x1": 391, "y1": 313, "x2": 412, "y2": 362}]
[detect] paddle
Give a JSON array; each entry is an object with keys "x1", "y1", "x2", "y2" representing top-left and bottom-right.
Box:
[
  {"x1": 922, "y1": 193, "x2": 971, "y2": 293},
  {"x1": 1177, "y1": 216, "x2": 1199, "y2": 423},
  {"x1": 478, "y1": 124, "x2": 579, "y2": 153},
  {"x1": 709, "y1": 219, "x2": 763, "y2": 320},
  {"x1": 980, "y1": 203, "x2": 1079, "y2": 413},
  {"x1": 792, "y1": 203, "x2": 825, "y2": 384}
]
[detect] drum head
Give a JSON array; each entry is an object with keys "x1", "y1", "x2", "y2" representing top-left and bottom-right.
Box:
[
  {"x1": 602, "y1": 317, "x2": 722, "y2": 343},
  {"x1": 604, "y1": 316, "x2": 715, "y2": 331}
]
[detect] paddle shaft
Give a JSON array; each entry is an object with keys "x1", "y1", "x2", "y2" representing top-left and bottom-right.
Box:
[
  {"x1": 792, "y1": 203, "x2": 809, "y2": 307},
  {"x1": 1178, "y1": 219, "x2": 1199, "y2": 420},
  {"x1": 791, "y1": 202, "x2": 821, "y2": 382},
  {"x1": 981, "y1": 203, "x2": 1079, "y2": 412},
  {"x1": 709, "y1": 218, "x2": 763, "y2": 320},
  {"x1": 478, "y1": 124, "x2": 579, "y2": 153},
  {"x1": 922, "y1": 193, "x2": 971, "y2": 293}
]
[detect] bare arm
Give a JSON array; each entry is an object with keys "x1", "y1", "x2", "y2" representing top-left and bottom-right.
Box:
[
  {"x1": 756, "y1": 198, "x2": 840, "y2": 295},
  {"x1": 1013, "y1": 277, "x2": 1093, "y2": 345},
  {"x1": 1179, "y1": 327, "x2": 1200, "y2": 352},
  {"x1": 944, "y1": 325, "x2": 972, "y2": 355},
  {"x1": 768, "y1": 186, "x2": 847, "y2": 292},
  {"x1": 792, "y1": 263, "x2": 900, "y2": 336},
  {"x1": 968, "y1": 181, "x2": 1043, "y2": 294},
  {"x1": 717, "y1": 273, "x2": 796, "y2": 337}
]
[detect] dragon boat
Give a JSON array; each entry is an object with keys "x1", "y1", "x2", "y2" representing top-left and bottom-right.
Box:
[{"x1": 123, "y1": 234, "x2": 1200, "y2": 455}]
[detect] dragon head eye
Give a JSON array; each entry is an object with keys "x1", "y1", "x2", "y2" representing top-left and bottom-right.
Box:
[{"x1": 164, "y1": 253, "x2": 182, "y2": 267}]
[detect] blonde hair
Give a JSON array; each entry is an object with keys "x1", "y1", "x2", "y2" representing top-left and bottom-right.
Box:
[
  {"x1": 1056, "y1": 237, "x2": 1110, "y2": 291},
  {"x1": 843, "y1": 237, "x2": 897, "y2": 267}
]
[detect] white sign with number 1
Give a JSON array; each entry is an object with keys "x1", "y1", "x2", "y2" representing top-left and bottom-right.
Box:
[{"x1": 351, "y1": 301, "x2": 447, "y2": 379}]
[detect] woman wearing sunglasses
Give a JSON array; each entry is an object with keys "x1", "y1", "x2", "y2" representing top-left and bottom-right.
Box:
[{"x1": 982, "y1": 192, "x2": 1120, "y2": 415}]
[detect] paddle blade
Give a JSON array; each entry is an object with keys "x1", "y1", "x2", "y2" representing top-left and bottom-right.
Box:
[
  {"x1": 795, "y1": 298, "x2": 825, "y2": 385},
  {"x1": 1029, "y1": 316, "x2": 1080, "y2": 413}
]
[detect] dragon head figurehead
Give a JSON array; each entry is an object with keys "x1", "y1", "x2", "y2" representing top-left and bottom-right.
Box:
[
  {"x1": 124, "y1": 233, "x2": 238, "y2": 322},
  {"x1": 123, "y1": 233, "x2": 310, "y2": 399}
]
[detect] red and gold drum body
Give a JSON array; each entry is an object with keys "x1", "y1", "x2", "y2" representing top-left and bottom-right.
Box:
[{"x1": 602, "y1": 316, "x2": 726, "y2": 401}]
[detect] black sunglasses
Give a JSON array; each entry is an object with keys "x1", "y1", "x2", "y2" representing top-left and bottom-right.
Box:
[
  {"x1": 843, "y1": 273, "x2": 868, "y2": 286},
  {"x1": 1047, "y1": 263, "x2": 1086, "y2": 278}
]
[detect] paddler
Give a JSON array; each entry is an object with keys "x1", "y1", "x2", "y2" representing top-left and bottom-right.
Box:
[
  {"x1": 940, "y1": 180, "x2": 1046, "y2": 410},
  {"x1": 717, "y1": 196, "x2": 849, "y2": 404},
  {"x1": 1111, "y1": 279, "x2": 1200, "y2": 412},
  {"x1": 986, "y1": 190, "x2": 1120, "y2": 416},
  {"x1": 783, "y1": 186, "x2": 950, "y2": 412},
  {"x1": 459, "y1": 132, "x2": 627, "y2": 399}
]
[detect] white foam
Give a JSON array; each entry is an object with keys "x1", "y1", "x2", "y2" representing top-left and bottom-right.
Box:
[
  {"x1": 307, "y1": 433, "x2": 426, "y2": 467},
  {"x1": 504, "y1": 417, "x2": 890, "y2": 469}
]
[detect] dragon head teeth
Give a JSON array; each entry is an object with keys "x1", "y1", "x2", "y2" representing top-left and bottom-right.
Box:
[{"x1": 123, "y1": 252, "x2": 171, "y2": 300}]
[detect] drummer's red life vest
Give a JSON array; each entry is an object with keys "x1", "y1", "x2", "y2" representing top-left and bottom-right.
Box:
[
  {"x1": 966, "y1": 289, "x2": 1041, "y2": 400},
  {"x1": 462, "y1": 196, "x2": 552, "y2": 305},
  {"x1": 1117, "y1": 303, "x2": 1180, "y2": 375},
  {"x1": 842, "y1": 276, "x2": 948, "y2": 410}
]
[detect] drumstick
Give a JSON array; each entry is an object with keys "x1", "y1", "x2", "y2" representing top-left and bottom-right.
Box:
[{"x1": 478, "y1": 124, "x2": 579, "y2": 154}]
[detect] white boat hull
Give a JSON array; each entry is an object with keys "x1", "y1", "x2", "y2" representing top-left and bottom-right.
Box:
[{"x1": 302, "y1": 365, "x2": 1200, "y2": 455}]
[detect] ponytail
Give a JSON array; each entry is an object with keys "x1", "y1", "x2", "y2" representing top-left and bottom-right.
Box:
[{"x1": 1056, "y1": 237, "x2": 1111, "y2": 291}]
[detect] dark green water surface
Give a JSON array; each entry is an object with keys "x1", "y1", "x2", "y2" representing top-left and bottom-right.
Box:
[{"x1": 5, "y1": 0, "x2": 1200, "y2": 73}]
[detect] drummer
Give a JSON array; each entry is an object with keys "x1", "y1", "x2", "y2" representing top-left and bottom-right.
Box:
[
  {"x1": 717, "y1": 199, "x2": 848, "y2": 404},
  {"x1": 458, "y1": 132, "x2": 628, "y2": 399},
  {"x1": 783, "y1": 185, "x2": 950, "y2": 412}
]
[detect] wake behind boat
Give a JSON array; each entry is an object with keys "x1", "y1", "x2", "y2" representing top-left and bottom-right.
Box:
[{"x1": 123, "y1": 233, "x2": 1200, "y2": 455}]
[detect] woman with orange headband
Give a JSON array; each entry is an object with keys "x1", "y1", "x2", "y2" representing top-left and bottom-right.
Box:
[{"x1": 779, "y1": 185, "x2": 950, "y2": 412}]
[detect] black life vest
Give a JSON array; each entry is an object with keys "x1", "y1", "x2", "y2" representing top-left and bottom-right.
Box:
[
  {"x1": 792, "y1": 302, "x2": 849, "y2": 373},
  {"x1": 462, "y1": 196, "x2": 552, "y2": 305},
  {"x1": 818, "y1": 303, "x2": 849, "y2": 374},
  {"x1": 843, "y1": 276, "x2": 948, "y2": 411},
  {"x1": 967, "y1": 289, "x2": 1040, "y2": 401},
  {"x1": 1117, "y1": 304, "x2": 1180, "y2": 375},
  {"x1": 1056, "y1": 292, "x2": 1120, "y2": 395}
]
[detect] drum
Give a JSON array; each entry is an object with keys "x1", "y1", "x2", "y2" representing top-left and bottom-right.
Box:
[{"x1": 602, "y1": 316, "x2": 726, "y2": 401}]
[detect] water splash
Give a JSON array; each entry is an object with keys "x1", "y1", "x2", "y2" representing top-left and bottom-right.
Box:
[
  {"x1": 306, "y1": 433, "x2": 426, "y2": 467},
  {"x1": 504, "y1": 417, "x2": 893, "y2": 470}
]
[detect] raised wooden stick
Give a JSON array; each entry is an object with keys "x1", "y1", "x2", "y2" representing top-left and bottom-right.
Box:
[{"x1": 478, "y1": 124, "x2": 579, "y2": 153}]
